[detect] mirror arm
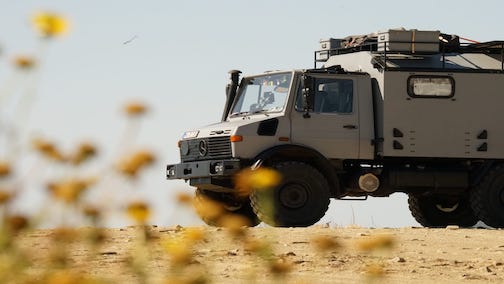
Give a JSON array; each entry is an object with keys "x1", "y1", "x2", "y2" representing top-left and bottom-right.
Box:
[{"x1": 302, "y1": 74, "x2": 314, "y2": 119}]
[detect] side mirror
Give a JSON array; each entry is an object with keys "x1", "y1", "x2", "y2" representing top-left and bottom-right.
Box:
[
  {"x1": 225, "y1": 83, "x2": 231, "y2": 97},
  {"x1": 302, "y1": 75, "x2": 315, "y2": 118}
]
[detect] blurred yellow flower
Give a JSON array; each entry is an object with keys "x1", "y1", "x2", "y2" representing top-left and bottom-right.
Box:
[
  {"x1": 126, "y1": 201, "x2": 151, "y2": 224},
  {"x1": 82, "y1": 205, "x2": 101, "y2": 221},
  {"x1": 0, "y1": 161, "x2": 11, "y2": 178},
  {"x1": 32, "y1": 11, "x2": 69, "y2": 38},
  {"x1": 218, "y1": 214, "x2": 251, "y2": 238},
  {"x1": 117, "y1": 150, "x2": 156, "y2": 178},
  {"x1": 183, "y1": 227, "x2": 206, "y2": 242},
  {"x1": 0, "y1": 190, "x2": 13, "y2": 205},
  {"x1": 32, "y1": 138, "x2": 66, "y2": 162},
  {"x1": 162, "y1": 236, "x2": 193, "y2": 266},
  {"x1": 13, "y1": 55, "x2": 36, "y2": 70},
  {"x1": 44, "y1": 269, "x2": 95, "y2": 284},
  {"x1": 192, "y1": 195, "x2": 225, "y2": 224},
  {"x1": 364, "y1": 263, "x2": 386, "y2": 278},
  {"x1": 124, "y1": 102, "x2": 148, "y2": 117},
  {"x1": 131, "y1": 150, "x2": 155, "y2": 166},
  {"x1": 4, "y1": 214, "x2": 29, "y2": 234},
  {"x1": 87, "y1": 228, "x2": 107, "y2": 245},
  {"x1": 70, "y1": 142, "x2": 98, "y2": 165},
  {"x1": 51, "y1": 227, "x2": 79, "y2": 243},
  {"x1": 243, "y1": 237, "x2": 272, "y2": 257},
  {"x1": 269, "y1": 257, "x2": 293, "y2": 276},
  {"x1": 47, "y1": 178, "x2": 92, "y2": 204},
  {"x1": 175, "y1": 192, "x2": 193, "y2": 205},
  {"x1": 235, "y1": 167, "x2": 281, "y2": 197},
  {"x1": 311, "y1": 235, "x2": 341, "y2": 252},
  {"x1": 355, "y1": 234, "x2": 395, "y2": 252}
]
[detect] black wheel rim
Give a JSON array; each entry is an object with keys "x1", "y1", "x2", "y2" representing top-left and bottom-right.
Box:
[
  {"x1": 500, "y1": 187, "x2": 504, "y2": 206},
  {"x1": 279, "y1": 183, "x2": 308, "y2": 209},
  {"x1": 435, "y1": 203, "x2": 459, "y2": 213}
]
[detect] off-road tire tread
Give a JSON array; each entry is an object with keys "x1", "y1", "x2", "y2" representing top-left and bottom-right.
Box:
[
  {"x1": 408, "y1": 194, "x2": 478, "y2": 228},
  {"x1": 470, "y1": 164, "x2": 504, "y2": 228},
  {"x1": 250, "y1": 161, "x2": 330, "y2": 227}
]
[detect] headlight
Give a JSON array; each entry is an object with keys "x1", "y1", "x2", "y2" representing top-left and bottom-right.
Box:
[
  {"x1": 166, "y1": 166, "x2": 176, "y2": 177},
  {"x1": 182, "y1": 130, "x2": 199, "y2": 139},
  {"x1": 210, "y1": 162, "x2": 224, "y2": 174},
  {"x1": 214, "y1": 163, "x2": 224, "y2": 173}
]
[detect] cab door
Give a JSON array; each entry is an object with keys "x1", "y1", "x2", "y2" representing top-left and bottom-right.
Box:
[{"x1": 290, "y1": 75, "x2": 360, "y2": 159}]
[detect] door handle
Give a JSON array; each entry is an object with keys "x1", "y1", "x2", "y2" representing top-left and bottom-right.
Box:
[{"x1": 343, "y1": 125, "x2": 357, "y2": 129}]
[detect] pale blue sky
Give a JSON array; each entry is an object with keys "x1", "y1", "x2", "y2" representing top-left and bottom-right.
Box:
[{"x1": 1, "y1": 1, "x2": 503, "y2": 227}]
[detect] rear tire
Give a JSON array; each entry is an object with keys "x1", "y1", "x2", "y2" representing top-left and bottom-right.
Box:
[
  {"x1": 194, "y1": 189, "x2": 260, "y2": 227},
  {"x1": 470, "y1": 165, "x2": 504, "y2": 228},
  {"x1": 408, "y1": 194, "x2": 478, "y2": 228},
  {"x1": 250, "y1": 161, "x2": 330, "y2": 227}
]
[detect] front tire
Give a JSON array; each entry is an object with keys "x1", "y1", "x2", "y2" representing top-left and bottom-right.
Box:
[
  {"x1": 470, "y1": 165, "x2": 504, "y2": 228},
  {"x1": 408, "y1": 194, "x2": 478, "y2": 228},
  {"x1": 250, "y1": 161, "x2": 330, "y2": 227}
]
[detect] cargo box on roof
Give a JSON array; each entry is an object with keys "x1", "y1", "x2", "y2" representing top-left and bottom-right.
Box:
[{"x1": 377, "y1": 29, "x2": 440, "y2": 53}]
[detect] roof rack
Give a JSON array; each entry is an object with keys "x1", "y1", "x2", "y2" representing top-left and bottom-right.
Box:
[{"x1": 314, "y1": 40, "x2": 504, "y2": 73}]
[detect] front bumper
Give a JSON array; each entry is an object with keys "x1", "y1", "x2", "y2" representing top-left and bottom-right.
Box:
[{"x1": 166, "y1": 159, "x2": 242, "y2": 180}]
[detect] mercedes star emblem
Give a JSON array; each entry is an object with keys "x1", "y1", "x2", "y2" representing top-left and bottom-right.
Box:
[{"x1": 198, "y1": 140, "x2": 208, "y2": 156}]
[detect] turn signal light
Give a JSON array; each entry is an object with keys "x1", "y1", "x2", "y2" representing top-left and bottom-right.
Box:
[
  {"x1": 230, "y1": 135, "x2": 243, "y2": 142},
  {"x1": 279, "y1": 137, "x2": 289, "y2": 142}
]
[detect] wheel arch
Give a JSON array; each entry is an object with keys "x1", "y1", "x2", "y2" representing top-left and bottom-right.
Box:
[{"x1": 252, "y1": 144, "x2": 341, "y2": 197}]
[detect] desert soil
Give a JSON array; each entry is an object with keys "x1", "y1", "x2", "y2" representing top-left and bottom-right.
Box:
[{"x1": 17, "y1": 225, "x2": 504, "y2": 283}]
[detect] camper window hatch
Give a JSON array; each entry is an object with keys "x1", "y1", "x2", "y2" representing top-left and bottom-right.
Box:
[{"x1": 407, "y1": 76, "x2": 454, "y2": 98}]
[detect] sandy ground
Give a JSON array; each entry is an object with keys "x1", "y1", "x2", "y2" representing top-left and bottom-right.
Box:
[{"x1": 16, "y1": 225, "x2": 504, "y2": 283}]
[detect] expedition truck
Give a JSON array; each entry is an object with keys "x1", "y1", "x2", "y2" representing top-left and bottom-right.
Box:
[{"x1": 166, "y1": 29, "x2": 504, "y2": 228}]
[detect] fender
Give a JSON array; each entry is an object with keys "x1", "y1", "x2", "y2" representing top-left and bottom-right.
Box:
[{"x1": 251, "y1": 144, "x2": 342, "y2": 197}]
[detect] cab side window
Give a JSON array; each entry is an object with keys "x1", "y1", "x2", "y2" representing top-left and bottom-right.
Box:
[
  {"x1": 314, "y1": 78, "x2": 353, "y2": 113},
  {"x1": 296, "y1": 78, "x2": 354, "y2": 113}
]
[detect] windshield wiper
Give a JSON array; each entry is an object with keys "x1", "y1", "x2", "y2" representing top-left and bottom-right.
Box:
[
  {"x1": 251, "y1": 109, "x2": 270, "y2": 116},
  {"x1": 229, "y1": 111, "x2": 250, "y2": 117}
]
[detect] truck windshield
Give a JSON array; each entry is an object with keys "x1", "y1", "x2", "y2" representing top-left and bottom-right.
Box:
[{"x1": 230, "y1": 73, "x2": 292, "y2": 117}]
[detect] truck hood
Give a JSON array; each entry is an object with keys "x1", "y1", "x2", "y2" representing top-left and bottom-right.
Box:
[{"x1": 185, "y1": 113, "x2": 283, "y2": 139}]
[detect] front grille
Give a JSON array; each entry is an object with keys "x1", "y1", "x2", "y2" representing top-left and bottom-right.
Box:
[{"x1": 181, "y1": 136, "x2": 232, "y2": 162}]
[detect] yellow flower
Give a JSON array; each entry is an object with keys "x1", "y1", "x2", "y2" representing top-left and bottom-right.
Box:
[
  {"x1": 124, "y1": 102, "x2": 148, "y2": 117},
  {"x1": 218, "y1": 214, "x2": 251, "y2": 238},
  {"x1": 0, "y1": 161, "x2": 11, "y2": 178},
  {"x1": 235, "y1": 167, "x2": 282, "y2": 197},
  {"x1": 364, "y1": 263, "x2": 386, "y2": 279},
  {"x1": 162, "y1": 236, "x2": 193, "y2": 266},
  {"x1": 269, "y1": 257, "x2": 293, "y2": 276},
  {"x1": 183, "y1": 227, "x2": 206, "y2": 242},
  {"x1": 70, "y1": 142, "x2": 98, "y2": 165},
  {"x1": 117, "y1": 150, "x2": 156, "y2": 178},
  {"x1": 4, "y1": 214, "x2": 29, "y2": 234},
  {"x1": 44, "y1": 270, "x2": 95, "y2": 284},
  {"x1": 0, "y1": 190, "x2": 13, "y2": 205},
  {"x1": 32, "y1": 11, "x2": 69, "y2": 38},
  {"x1": 131, "y1": 150, "x2": 155, "y2": 166},
  {"x1": 32, "y1": 138, "x2": 66, "y2": 162},
  {"x1": 86, "y1": 228, "x2": 107, "y2": 245},
  {"x1": 126, "y1": 201, "x2": 151, "y2": 224},
  {"x1": 47, "y1": 178, "x2": 92, "y2": 204},
  {"x1": 355, "y1": 234, "x2": 395, "y2": 252},
  {"x1": 13, "y1": 55, "x2": 36, "y2": 70},
  {"x1": 82, "y1": 205, "x2": 101, "y2": 221},
  {"x1": 192, "y1": 195, "x2": 225, "y2": 224},
  {"x1": 312, "y1": 235, "x2": 341, "y2": 252},
  {"x1": 242, "y1": 237, "x2": 272, "y2": 257},
  {"x1": 175, "y1": 192, "x2": 193, "y2": 205},
  {"x1": 51, "y1": 227, "x2": 79, "y2": 243}
]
